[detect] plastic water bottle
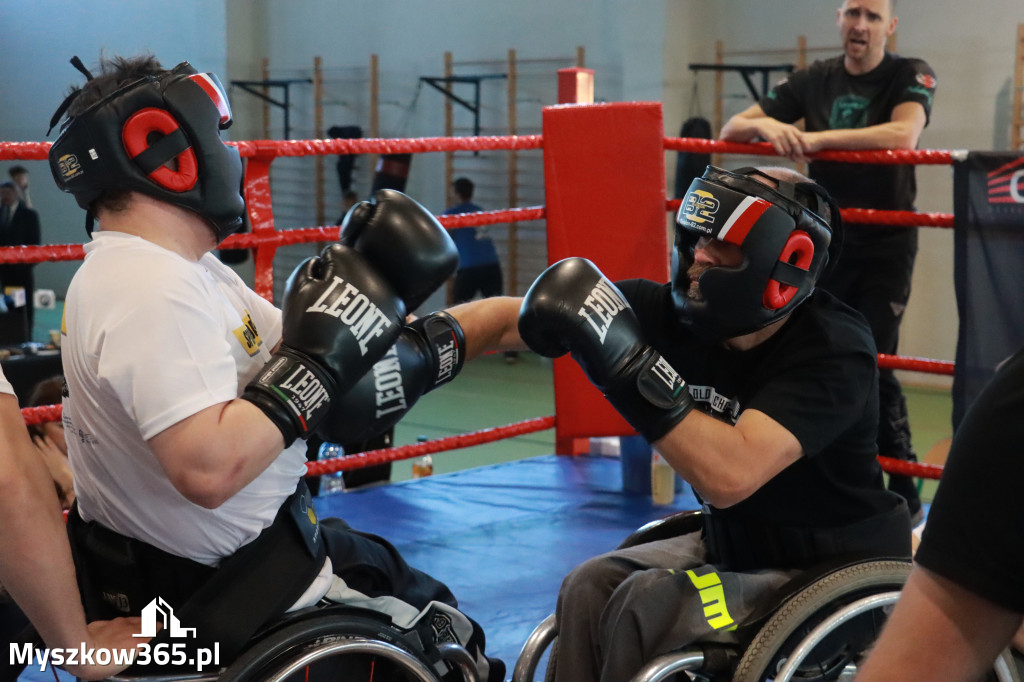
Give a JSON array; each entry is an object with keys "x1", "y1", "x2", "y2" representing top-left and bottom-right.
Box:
[
  {"x1": 318, "y1": 442, "x2": 347, "y2": 494},
  {"x1": 411, "y1": 436, "x2": 434, "y2": 478},
  {"x1": 651, "y1": 451, "x2": 676, "y2": 506}
]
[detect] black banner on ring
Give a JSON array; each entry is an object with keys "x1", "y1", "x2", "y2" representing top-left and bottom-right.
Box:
[{"x1": 952, "y1": 151, "x2": 1024, "y2": 429}]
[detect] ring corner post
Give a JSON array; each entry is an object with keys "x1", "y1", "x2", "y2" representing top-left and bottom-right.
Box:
[{"x1": 541, "y1": 98, "x2": 669, "y2": 455}]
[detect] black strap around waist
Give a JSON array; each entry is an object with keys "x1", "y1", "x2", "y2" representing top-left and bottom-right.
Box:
[
  {"x1": 67, "y1": 480, "x2": 327, "y2": 664},
  {"x1": 702, "y1": 499, "x2": 912, "y2": 572}
]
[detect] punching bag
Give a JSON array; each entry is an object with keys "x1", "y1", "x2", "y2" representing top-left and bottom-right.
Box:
[
  {"x1": 327, "y1": 125, "x2": 363, "y2": 193},
  {"x1": 674, "y1": 116, "x2": 712, "y2": 198},
  {"x1": 372, "y1": 153, "x2": 413, "y2": 193}
]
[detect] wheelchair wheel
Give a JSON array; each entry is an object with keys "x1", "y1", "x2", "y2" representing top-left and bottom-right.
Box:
[
  {"x1": 512, "y1": 613, "x2": 558, "y2": 682},
  {"x1": 218, "y1": 610, "x2": 440, "y2": 682},
  {"x1": 732, "y1": 560, "x2": 911, "y2": 682}
]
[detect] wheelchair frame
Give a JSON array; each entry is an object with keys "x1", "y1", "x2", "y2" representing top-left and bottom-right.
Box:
[
  {"x1": 103, "y1": 604, "x2": 480, "y2": 682},
  {"x1": 512, "y1": 552, "x2": 1022, "y2": 682},
  {"x1": 512, "y1": 559, "x2": 913, "y2": 682}
]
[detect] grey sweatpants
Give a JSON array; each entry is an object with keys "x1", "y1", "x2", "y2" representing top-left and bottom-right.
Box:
[{"x1": 551, "y1": 531, "x2": 799, "y2": 682}]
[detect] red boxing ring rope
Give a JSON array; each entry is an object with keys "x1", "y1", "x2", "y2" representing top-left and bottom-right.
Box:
[
  {"x1": 305, "y1": 417, "x2": 556, "y2": 476},
  {"x1": 877, "y1": 353, "x2": 954, "y2": 376},
  {"x1": 663, "y1": 137, "x2": 961, "y2": 166},
  {"x1": 20, "y1": 405, "x2": 61, "y2": 426},
  {"x1": 877, "y1": 456, "x2": 945, "y2": 481},
  {"x1": 1, "y1": 131, "x2": 957, "y2": 483}
]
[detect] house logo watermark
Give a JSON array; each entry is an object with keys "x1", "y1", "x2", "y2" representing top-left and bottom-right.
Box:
[
  {"x1": 10, "y1": 596, "x2": 220, "y2": 673},
  {"x1": 135, "y1": 596, "x2": 196, "y2": 638}
]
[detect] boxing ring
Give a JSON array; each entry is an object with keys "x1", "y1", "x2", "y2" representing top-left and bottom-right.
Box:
[{"x1": 3, "y1": 92, "x2": 962, "y2": 674}]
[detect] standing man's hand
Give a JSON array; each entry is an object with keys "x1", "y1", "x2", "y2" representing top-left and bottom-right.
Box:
[
  {"x1": 797, "y1": 130, "x2": 830, "y2": 157},
  {"x1": 753, "y1": 118, "x2": 811, "y2": 162},
  {"x1": 719, "y1": 104, "x2": 811, "y2": 162},
  {"x1": 32, "y1": 434, "x2": 75, "y2": 509}
]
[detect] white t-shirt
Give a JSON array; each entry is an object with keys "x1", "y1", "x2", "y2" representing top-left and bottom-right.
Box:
[
  {"x1": 0, "y1": 367, "x2": 13, "y2": 396},
  {"x1": 63, "y1": 231, "x2": 310, "y2": 566}
]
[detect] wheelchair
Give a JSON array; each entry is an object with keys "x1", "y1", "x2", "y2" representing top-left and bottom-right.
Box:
[
  {"x1": 100, "y1": 601, "x2": 481, "y2": 682},
  {"x1": 512, "y1": 510, "x2": 1023, "y2": 682}
]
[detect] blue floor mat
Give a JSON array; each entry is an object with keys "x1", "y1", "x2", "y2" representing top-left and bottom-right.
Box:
[
  {"x1": 313, "y1": 454, "x2": 701, "y2": 668},
  {"x1": 18, "y1": 454, "x2": 698, "y2": 680}
]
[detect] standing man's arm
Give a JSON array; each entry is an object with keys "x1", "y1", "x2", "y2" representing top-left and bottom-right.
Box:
[
  {"x1": 719, "y1": 103, "x2": 811, "y2": 161},
  {"x1": 720, "y1": 99, "x2": 926, "y2": 162},
  {"x1": 0, "y1": 393, "x2": 148, "y2": 680},
  {"x1": 856, "y1": 567, "x2": 1023, "y2": 681},
  {"x1": 800, "y1": 100, "x2": 927, "y2": 153}
]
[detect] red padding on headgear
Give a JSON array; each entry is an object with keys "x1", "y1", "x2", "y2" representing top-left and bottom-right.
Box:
[
  {"x1": 763, "y1": 230, "x2": 814, "y2": 310},
  {"x1": 122, "y1": 108, "x2": 198, "y2": 192}
]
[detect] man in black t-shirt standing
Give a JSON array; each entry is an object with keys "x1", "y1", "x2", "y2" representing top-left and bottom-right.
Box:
[
  {"x1": 858, "y1": 345, "x2": 1024, "y2": 680},
  {"x1": 411, "y1": 165, "x2": 911, "y2": 681},
  {"x1": 720, "y1": 0, "x2": 937, "y2": 523}
]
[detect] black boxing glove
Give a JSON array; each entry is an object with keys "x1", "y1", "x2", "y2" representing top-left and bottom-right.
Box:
[
  {"x1": 315, "y1": 311, "x2": 466, "y2": 444},
  {"x1": 340, "y1": 189, "x2": 459, "y2": 311},
  {"x1": 518, "y1": 257, "x2": 694, "y2": 442},
  {"x1": 243, "y1": 243, "x2": 405, "y2": 445}
]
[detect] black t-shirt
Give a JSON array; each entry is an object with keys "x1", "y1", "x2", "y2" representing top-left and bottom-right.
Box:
[
  {"x1": 618, "y1": 280, "x2": 902, "y2": 533},
  {"x1": 915, "y1": 346, "x2": 1024, "y2": 612},
  {"x1": 759, "y1": 53, "x2": 936, "y2": 250}
]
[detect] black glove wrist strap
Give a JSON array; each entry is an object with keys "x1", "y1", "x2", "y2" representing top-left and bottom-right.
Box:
[
  {"x1": 408, "y1": 310, "x2": 466, "y2": 393},
  {"x1": 244, "y1": 349, "x2": 337, "y2": 443},
  {"x1": 607, "y1": 347, "x2": 695, "y2": 443}
]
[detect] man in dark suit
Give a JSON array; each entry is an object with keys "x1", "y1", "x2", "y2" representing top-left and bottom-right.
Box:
[{"x1": 0, "y1": 180, "x2": 41, "y2": 341}]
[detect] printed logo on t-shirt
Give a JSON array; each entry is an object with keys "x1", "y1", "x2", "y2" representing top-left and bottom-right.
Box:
[
  {"x1": 828, "y1": 94, "x2": 869, "y2": 130},
  {"x1": 906, "y1": 84, "x2": 935, "y2": 107},
  {"x1": 232, "y1": 311, "x2": 262, "y2": 356},
  {"x1": 63, "y1": 412, "x2": 98, "y2": 446}
]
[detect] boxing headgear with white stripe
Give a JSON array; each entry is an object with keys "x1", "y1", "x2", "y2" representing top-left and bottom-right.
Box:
[
  {"x1": 48, "y1": 58, "x2": 245, "y2": 241},
  {"x1": 672, "y1": 166, "x2": 839, "y2": 340}
]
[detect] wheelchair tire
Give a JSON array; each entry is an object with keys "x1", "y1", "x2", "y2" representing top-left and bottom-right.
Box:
[
  {"x1": 218, "y1": 609, "x2": 439, "y2": 682},
  {"x1": 732, "y1": 560, "x2": 911, "y2": 682}
]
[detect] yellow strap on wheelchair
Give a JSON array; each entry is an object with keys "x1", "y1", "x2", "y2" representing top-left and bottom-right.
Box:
[{"x1": 684, "y1": 569, "x2": 737, "y2": 631}]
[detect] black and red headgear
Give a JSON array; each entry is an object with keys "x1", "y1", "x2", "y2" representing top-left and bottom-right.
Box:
[
  {"x1": 48, "y1": 60, "x2": 245, "y2": 241},
  {"x1": 672, "y1": 166, "x2": 840, "y2": 340}
]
